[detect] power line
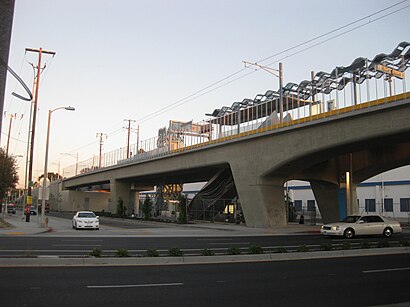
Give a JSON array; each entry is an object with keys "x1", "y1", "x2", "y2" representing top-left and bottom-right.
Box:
[{"x1": 131, "y1": 0, "x2": 410, "y2": 126}]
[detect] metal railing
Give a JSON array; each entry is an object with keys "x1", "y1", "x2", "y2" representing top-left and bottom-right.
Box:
[{"x1": 63, "y1": 88, "x2": 409, "y2": 178}]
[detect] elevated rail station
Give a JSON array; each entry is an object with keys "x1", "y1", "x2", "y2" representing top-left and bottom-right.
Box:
[{"x1": 59, "y1": 42, "x2": 410, "y2": 227}]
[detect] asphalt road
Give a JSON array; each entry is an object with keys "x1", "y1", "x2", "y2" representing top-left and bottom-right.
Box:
[{"x1": 1, "y1": 254, "x2": 409, "y2": 307}]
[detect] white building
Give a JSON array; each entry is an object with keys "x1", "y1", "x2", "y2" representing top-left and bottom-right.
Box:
[{"x1": 288, "y1": 165, "x2": 410, "y2": 223}]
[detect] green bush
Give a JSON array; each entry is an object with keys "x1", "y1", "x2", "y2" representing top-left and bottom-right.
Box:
[
  {"x1": 115, "y1": 248, "x2": 129, "y2": 257},
  {"x1": 168, "y1": 247, "x2": 183, "y2": 257},
  {"x1": 89, "y1": 247, "x2": 102, "y2": 257},
  {"x1": 320, "y1": 243, "x2": 332, "y2": 251},
  {"x1": 146, "y1": 249, "x2": 160, "y2": 257},
  {"x1": 377, "y1": 241, "x2": 390, "y2": 248},
  {"x1": 296, "y1": 244, "x2": 309, "y2": 252},
  {"x1": 399, "y1": 240, "x2": 410, "y2": 247},
  {"x1": 202, "y1": 248, "x2": 215, "y2": 256},
  {"x1": 342, "y1": 241, "x2": 351, "y2": 250},
  {"x1": 360, "y1": 241, "x2": 370, "y2": 249},
  {"x1": 227, "y1": 247, "x2": 241, "y2": 255},
  {"x1": 248, "y1": 245, "x2": 264, "y2": 254},
  {"x1": 274, "y1": 247, "x2": 288, "y2": 253}
]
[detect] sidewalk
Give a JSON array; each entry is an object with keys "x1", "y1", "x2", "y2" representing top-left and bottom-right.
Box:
[{"x1": 0, "y1": 211, "x2": 321, "y2": 237}]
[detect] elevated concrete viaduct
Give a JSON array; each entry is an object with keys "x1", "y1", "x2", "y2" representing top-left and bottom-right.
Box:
[{"x1": 63, "y1": 94, "x2": 410, "y2": 228}]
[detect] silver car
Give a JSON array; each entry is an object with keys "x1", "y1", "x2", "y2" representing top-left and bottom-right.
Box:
[
  {"x1": 320, "y1": 215, "x2": 402, "y2": 239},
  {"x1": 72, "y1": 211, "x2": 99, "y2": 230}
]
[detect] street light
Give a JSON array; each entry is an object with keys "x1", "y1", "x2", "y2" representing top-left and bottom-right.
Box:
[{"x1": 40, "y1": 106, "x2": 75, "y2": 227}]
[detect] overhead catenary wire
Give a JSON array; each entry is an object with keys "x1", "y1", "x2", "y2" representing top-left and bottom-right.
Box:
[
  {"x1": 63, "y1": 1, "x2": 410, "y2": 157},
  {"x1": 130, "y1": 0, "x2": 410, "y2": 127}
]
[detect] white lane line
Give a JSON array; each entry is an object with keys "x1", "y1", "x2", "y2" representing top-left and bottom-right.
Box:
[
  {"x1": 209, "y1": 242, "x2": 250, "y2": 245},
  {"x1": 363, "y1": 267, "x2": 410, "y2": 274},
  {"x1": 196, "y1": 238, "x2": 233, "y2": 241},
  {"x1": 87, "y1": 283, "x2": 184, "y2": 289},
  {"x1": 53, "y1": 244, "x2": 102, "y2": 247},
  {"x1": 60, "y1": 240, "x2": 103, "y2": 242}
]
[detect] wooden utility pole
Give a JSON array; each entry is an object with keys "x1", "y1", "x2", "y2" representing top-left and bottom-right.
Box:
[
  {"x1": 96, "y1": 132, "x2": 107, "y2": 168},
  {"x1": 25, "y1": 47, "x2": 55, "y2": 222},
  {"x1": 5, "y1": 112, "x2": 22, "y2": 155},
  {"x1": 124, "y1": 119, "x2": 136, "y2": 158}
]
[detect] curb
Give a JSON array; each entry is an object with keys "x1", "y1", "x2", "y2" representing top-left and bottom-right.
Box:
[{"x1": 0, "y1": 247, "x2": 408, "y2": 267}]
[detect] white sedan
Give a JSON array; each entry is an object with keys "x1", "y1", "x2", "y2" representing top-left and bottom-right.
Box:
[
  {"x1": 72, "y1": 211, "x2": 99, "y2": 230},
  {"x1": 320, "y1": 215, "x2": 402, "y2": 239}
]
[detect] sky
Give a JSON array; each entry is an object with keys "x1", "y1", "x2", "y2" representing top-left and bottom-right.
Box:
[{"x1": 2, "y1": 0, "x2": 410, "y2": 187}]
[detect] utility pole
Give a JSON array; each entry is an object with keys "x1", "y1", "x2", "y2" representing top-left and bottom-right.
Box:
[
  {"x1": 24, "y1": 47, "x2": 55, "y2": 222},
  {"x1": 124, "y1": 119, "x2": 136, "y2": 158},
  {"x1": 96, "y1": 132, "x2": 107, "y2": 168},
  {"x1": 243, "y1": 61, "x2": 284, "y2": 123},
  {"x1": 4, "y1": 112, "x2": 23, "y2": 155}
]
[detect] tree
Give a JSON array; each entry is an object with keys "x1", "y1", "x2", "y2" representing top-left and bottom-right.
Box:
[
  {"x1": 0, "y1": 148, "x2": 19, "y2": 203},
  {"x1": 177, "y1": 194, "x2": 188, "y2": 224},
  {"x1": 142, "y1": 196, "x2": 152, "y2": 220}
]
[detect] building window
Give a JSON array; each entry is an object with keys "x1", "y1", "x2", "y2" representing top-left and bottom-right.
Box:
[
  {"x1": 400, "y1": 198, "x2": 410, "y2": 212},
  {"x1": 384, "y1": 198, "x2": 393, "y2": 212},
  {"x1": 294, "y1": 200, "x2": 302, "y2": 212},
  {"x1": 307, "y1": 200, "x2": 316, "y2": 211},
  {"x1": 365, "y1": 199, "x2": 376, "y2": 212}
]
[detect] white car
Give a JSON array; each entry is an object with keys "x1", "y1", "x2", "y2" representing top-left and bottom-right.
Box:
[
  {"x1": 320, "y1": 215, "x2": 402, "y2": 239},
  {"x1": 72, "y1": 211, "x2": 99, "y2": 230}
]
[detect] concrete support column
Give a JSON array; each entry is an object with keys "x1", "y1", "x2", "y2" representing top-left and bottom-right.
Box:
[
  {"x1": 231, "y1": 166, "x2": 286, "y2": 228},
  {"x1": 133, "y1": 191, "x2": 140, "y2": 216},
  {"x1": 109, "y1": 180, "x2": 131, "y2": 214},
  {"x1": 310, "y1": 180, "x2": 340, "y2": 223},
  {"x1": 311, "y1": 180, "x2": 359, "y2": 223}
]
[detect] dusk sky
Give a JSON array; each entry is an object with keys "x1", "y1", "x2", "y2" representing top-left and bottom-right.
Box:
[{"x1": 2, "y1": 0, "x2": 409, "y2": 186}]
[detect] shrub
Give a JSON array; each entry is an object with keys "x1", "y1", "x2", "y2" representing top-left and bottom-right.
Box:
[
  {"x1": 89, "y1": 247, "x2": 102, "y2": 257},
  {"x1": 146, "y1": 249, "x2": 160, "y2": 257},
  {"x1": 399, "y1": 240, "x2": 410, "y2": 247},
  {"x1": 115, "y1": 248, "x2": 129, "y2": 257},
  {"x1": 320, "y1": 243, "x2": 332, "y2": 251},
  {"x1": 202, "y1": 248, "x2": 215, "y2": 256},
  {"x1": 274, "y1": 247, "x2": 288, "y2": 253},
  {"x1": 377, "y1": 241, "x2": 390, "y2": 248},
  {"x1": 342, "y1": 241, "x2": 351, "y2": 250},
  {"x1": 248, "y1": 245, "x2": 264, "y2": 254},
  {"x1": 227, "y1": 247, "x2": 241, "y2": 255},
  {"x1": 168, "y1": 247, "x2": 183, "y2": 257},
  {"x1": 360, "y1": 241, "x2": 370, "y2": 249},
  {"x1": 296, "y1": 244, "x2": 309, "y2": 252}
]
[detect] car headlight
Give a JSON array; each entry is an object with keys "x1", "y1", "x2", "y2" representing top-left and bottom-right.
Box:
[{"x1": 331, "y1": 226, "x2": 339, "y2": 231}]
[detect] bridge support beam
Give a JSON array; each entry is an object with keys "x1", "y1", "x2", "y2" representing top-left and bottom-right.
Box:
[
  {"x1": 232, "y1": 171, "x2": 286, "y2": 228},
  {"x1": 109, "y1": 180, "x2": 131, "y2": 214},
  {"x1": 311, "y1": 180, "x2": 358, "y2": 223}
]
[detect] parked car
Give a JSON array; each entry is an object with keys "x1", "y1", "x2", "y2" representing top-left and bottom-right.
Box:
[
  {"x1": 72, "y1": 211, "x2": 99, "y2": 230},
  {"x1": 7, "y1": 204, "x2": 16, "y2": 214},
  {"x1": 320, "y1": 215, "x2": 402, "y2": 238}
]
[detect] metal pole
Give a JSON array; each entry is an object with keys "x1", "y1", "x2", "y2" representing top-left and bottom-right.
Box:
[
  {"x1": 279, "y1": 62, "x2": 284, "y2": 123},
  {"x1": 41, "y1": 110, "x2": 52, "y2": 227}
]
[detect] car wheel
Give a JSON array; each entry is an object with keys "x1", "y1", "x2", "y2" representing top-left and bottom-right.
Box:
[
  {"x1": 344, "y1": 228, "x2": 355, "y2": 239},
  {"x1": 383, "y1": 227, "x2": 393, "y2": 238}
]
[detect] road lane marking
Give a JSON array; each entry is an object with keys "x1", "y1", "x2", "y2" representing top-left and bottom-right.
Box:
[
  {"x1": 196, "y1": 238, "x2": 233, "y2": 241},
  {"x1": 87, "y1": 282, "x2": 183, "y2": 289},
  {"x1": 53, "y1": 244, "x2": 102, "y2": 247},
  {"x1": 363, "y1": 267, "x2": 410, "y2": 274},
  {"x1": 209, "y1": 242, "x2": 250, "y2": 245},
  {"x1": 60, "y1": 239, "x2": 103, "y2": 242}
]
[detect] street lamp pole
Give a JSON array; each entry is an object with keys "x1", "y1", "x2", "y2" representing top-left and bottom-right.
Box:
[{"x1": 40, "y1": 106, "x2": 75, "y2": 227}]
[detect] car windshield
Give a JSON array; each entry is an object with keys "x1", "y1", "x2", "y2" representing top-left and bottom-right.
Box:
[
  {"x1": 78, "y1": 212, "x2": 96, "y2": 218},
  {"x1": 342, "y1": 216, "x2": 360, "y2": 223}
]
